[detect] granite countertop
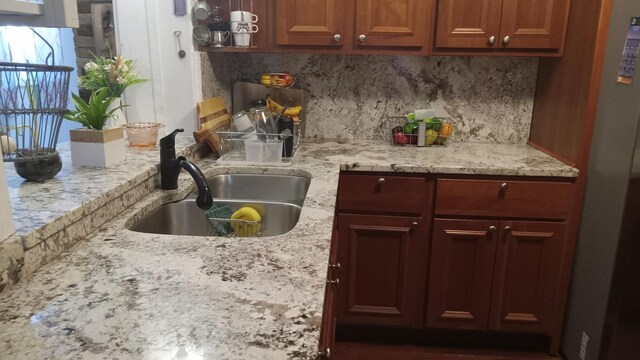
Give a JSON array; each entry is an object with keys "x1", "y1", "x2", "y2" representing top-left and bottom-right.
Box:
[{"x1": 0, "y1": 139, "x2": 578, "y2": 360}]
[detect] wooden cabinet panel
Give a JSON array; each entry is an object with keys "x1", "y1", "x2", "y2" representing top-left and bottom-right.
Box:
[
  {"x1": 498, "y1": 0, "x2": 570, "y2": 49},
  {"x1": 319, "y1": 220, "x2": 340, "y2": 355},
  {"x1": 435, "y1": 0, "x2": 502, "y2": 48},
  {"x1": 426, "y1": 219, "x2": 498, "y2": 330},
  {"x1": 435, "y1": 179, "x2": 573, "y2": 219},
  {"x1": 355, "y1": 0, "x2": 430, "y2": 48},
  {"x1": 337, "y1": 214, "x2": 428, "y2": 327},
  {"x1": 337, "y1": 174, "x2": 427, "y2": 214},
  {"x1": 276, "y1": 0, "x2": 347, "y2": 46},
  {"x1": 489, "y1": 221, "x2": 566, "y2": 334}
]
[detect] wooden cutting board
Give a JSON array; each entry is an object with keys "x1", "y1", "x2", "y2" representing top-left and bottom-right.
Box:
[{"x1": 193, "y1": 96, "x2": 231, "y2": 156}]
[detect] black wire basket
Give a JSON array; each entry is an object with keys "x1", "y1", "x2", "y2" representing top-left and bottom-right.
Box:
[{"x1": 0, "y1": 61, "x2": 73, "y2": 162}]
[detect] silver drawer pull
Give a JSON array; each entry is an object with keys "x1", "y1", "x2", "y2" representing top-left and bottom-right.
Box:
[
  {"x1": 327, "y1": 278, "x2": 340, "y2": 285},
  {"x1": 378, "y1": 178, "x2": 385, "y2": 185},
  {"x1": 489, "y1": 225, "x2": 497, "y2": 233},
  {"x1": 501, "y1": 182, "x2": 509, "y2": 191}
]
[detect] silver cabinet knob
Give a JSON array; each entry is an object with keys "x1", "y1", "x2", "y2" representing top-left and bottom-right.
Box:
[
  {"x1": 412, "y1": 221, "x2": 419, "y2": 228},
  {"x1": 358, "y1": 34, "x2": 366, "y2": 42},
  {"x1": 326, "y1": 278, "x2": 340, "y2": 285},
  {"x1": 488, "y1": 36, "x2": 496, "y2": 45},
  {"x1": 378, "y1": 178, "x2": 385, "y2": 185},
  {"x1": 318, "y1": 348, "x2": 331, "y2": 359},
  {"x1": 333, "y1": 34, "x2": 342, "y2": 42},
  {"x1": 489, "y1": 226, "x2": 497, "y2": 233},
  {"x1": 503, "y1": 35, "x2": 511, "y2": 45},
  {"x1": 501, "y1": 182, "x2": 509, "y2": 191},
  {"x1": 505, "y1": 226, "x2": 512, "y2": 232}
]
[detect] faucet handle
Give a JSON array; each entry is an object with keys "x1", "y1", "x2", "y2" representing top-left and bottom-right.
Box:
[{"x1": 160, "y1": 128, "x2": 184, "y2": 149}]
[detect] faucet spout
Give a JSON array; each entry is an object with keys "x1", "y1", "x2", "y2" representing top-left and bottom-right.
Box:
[
  {"x1": 179, "y1": 157, "x2": 213, "y2": 210},
  {"x1": 159, "y1": 128, "x2": 213, "y2": 210}
]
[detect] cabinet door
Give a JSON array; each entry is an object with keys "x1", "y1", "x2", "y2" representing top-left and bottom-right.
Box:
[
  {"x1": 336, "y1": 214, "x2": 428, "y2": 327},
  {"x1": 489, "y1": 221, "x2": 566, "y2": 333},
  {"x1": 498, "y1": 0, "x2": 570, "y2": 49},
  {"x1": 426, "y1": 219, "x2": 498, "y2": 330},
  {"x1": 354, "y1": 0, "x2": 430, "y2": 48},
  {"x1": 276, "y1": 0, "x2": 347, "y2": 46},
  {"x1": 435, "y1": 0, "x2": 502, "y2": 49}
]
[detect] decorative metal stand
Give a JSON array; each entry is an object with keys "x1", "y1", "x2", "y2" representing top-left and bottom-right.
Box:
[{"x1": 0, "y1": 28, "x2": 73, "y2": 181}]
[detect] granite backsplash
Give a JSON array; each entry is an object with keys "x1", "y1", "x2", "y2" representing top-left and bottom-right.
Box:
[{"x1": 201, "y1": 53, "x2": 538, "y2": 144}]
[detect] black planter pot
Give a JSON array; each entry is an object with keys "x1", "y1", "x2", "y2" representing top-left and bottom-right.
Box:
[{"x1": 13, "y1": 149, "x2": 63, "y2": 182}]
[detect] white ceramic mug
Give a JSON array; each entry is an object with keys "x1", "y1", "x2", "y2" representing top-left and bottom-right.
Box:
[
  {"x1": 233, "y1": 32, "x2": 251, "y2": 47},
  {"x1": 230, "y1": 11, "x2": 258, "y2": 23},
  {"x1": 231, "y1": 21, "x2": 258, "y2": 34}
]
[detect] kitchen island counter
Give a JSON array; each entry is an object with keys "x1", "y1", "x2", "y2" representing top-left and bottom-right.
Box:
[{"x1": 0, "y1": 140, "x2": 577, "y2": 359}]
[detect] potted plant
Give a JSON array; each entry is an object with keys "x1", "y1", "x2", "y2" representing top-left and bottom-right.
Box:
[
  {"x1": 78, "y1": 53, "x2": 147, "y2": 128},
  {"x1": 64, "y1": 88, "x2": 127, "y2": 168}
]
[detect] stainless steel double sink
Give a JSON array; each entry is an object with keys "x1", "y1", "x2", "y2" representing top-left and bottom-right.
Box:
[{"x1": 129, "y1": 174, "x2": 310, "y2": 237}]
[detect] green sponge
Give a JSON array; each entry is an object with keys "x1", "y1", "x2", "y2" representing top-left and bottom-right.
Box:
[{"x1": 207, "y1": 204, "x2": 232, "y2": 236}]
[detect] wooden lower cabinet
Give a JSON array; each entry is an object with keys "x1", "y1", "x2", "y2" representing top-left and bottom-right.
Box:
[
  {"x1": 426, "y1": 219, "x2": 566, "y2": 334},
  {"x1": 426, "y1": 219, "x2": 498, "y2": 330},
  {"x1": 489, "y1": 221, "x2": 566, "y2": 334},
  {"x1": 335, "y1": 214, "x2": 429, "y2": 328}
]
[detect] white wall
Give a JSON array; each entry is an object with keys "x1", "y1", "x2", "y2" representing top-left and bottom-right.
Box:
[
  {"x1": 112, "y1": 0, "x2": 202, "y2": 134},
  {"x1": 0, "y1": 155, "x2": 15, "y2": 242}
]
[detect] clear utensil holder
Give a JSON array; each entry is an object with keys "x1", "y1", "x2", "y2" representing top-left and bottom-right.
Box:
[
  {"x1": 216, "y1": 130, "x2": 298, "y2": 166},
  {"x1": 243, "y1": 138, "x2": 282, "y2": 162}
]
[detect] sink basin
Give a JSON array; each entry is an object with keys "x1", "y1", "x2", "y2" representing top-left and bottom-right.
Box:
[
  {"x1": 129, "y1": 199, "x2": 302, "y2": 237},
  {"x1": 205, "y1": 174, "x2": 310, "y2": 206},
  {"x1": 129, "y1": 174, "x2": 311, "y2": 237}
]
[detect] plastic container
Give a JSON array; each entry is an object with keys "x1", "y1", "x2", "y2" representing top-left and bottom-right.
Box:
[
  {"x1": 122, "y1": 122, "x2": 163, "y2": 148},
  {"x1": 244, "y1": 139, "x2": 264, "y2": 162},
  {"x1": 264, "y1": 139, "x2": 283, "y2": 163}
]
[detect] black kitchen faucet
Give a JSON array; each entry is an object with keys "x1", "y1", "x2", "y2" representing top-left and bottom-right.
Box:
[{"x1": 159, "y1": 128, "x2": 213, "y2": 210}]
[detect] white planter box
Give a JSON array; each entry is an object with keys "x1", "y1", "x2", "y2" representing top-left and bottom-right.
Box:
[{"x1": 70, "y1": 128, "x2": 126, "y2": 168}]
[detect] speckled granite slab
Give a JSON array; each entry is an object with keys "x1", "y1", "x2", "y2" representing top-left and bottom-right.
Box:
[
  {"x1": 0, "y1": 158, "x2": 338, "y2": 360},
  {"x1": 0, "y1": 139, "x2": 577, "y2": 359},
  {"x1": 298, "y1": 140, "x2": 579, "y2": 177},
  {"x1": 0, "y1": 135, "x2": 200, "y2": 292},
  {"x1": 5, "y1": 135, "x2": 198, "y2": 242},
  {"x1": 203, "y1": 53, "x2": 538, "y2": 143}
]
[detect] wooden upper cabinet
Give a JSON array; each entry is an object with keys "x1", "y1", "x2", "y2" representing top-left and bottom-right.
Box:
[
  {"x1": 435, "y1": 0, "x2": 502, "y2": 49},
  {"x1": 434, "y1": 0, "x2": 571, "y2": 53},
  {"x1": 499, "y1": 0, "x2": 571, "y2": 49},
  {"x1": 276, "y1": 0, "x2": 347, "y2": 46},
  {"x1": 355, "y1": 0, "x2": 430, "y2": 48}
]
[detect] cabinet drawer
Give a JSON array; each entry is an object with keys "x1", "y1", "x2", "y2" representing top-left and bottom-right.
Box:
[
  {"x1": 435, "y1": 179, "x2": 572, "y2": 219},
  {"x1": 337, "y1": 174, "x2": 427, "y2": 214}
]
